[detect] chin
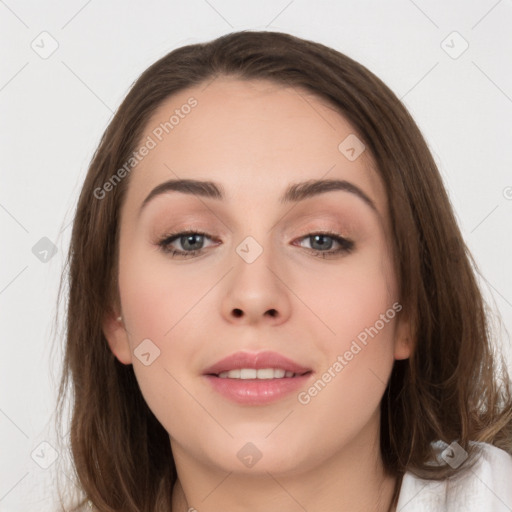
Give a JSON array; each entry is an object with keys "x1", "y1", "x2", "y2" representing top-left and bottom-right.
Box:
[{"x1": 200, "y1": 439, "x2": 311, "y2": 476}]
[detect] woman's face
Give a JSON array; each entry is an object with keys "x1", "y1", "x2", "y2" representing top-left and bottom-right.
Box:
[{"x1": 104, "y1": 77, "x2": 410, "y2": 476}]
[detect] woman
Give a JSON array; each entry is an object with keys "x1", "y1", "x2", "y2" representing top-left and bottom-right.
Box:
[{"x1": 54, "y1": 30, "x2": 512, "y2": 511}]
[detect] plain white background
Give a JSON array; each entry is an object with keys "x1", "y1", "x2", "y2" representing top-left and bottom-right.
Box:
[{"x1": 1, "y1": 1, "x2": 511, "y2": 510}]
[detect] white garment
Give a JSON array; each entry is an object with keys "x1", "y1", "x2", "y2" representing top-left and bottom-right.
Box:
[{"x1": 396, "y1": 442, "x2": 512, "y2": 511}]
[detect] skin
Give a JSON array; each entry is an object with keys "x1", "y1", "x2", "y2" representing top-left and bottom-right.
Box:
[{"x1": 103, "y1": 77, "x2": 411, "y2": 512}]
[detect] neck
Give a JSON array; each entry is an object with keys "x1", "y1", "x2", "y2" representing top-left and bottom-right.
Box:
[{"x1": 170, "y1": 414, "x2": 399, "y2": 512}]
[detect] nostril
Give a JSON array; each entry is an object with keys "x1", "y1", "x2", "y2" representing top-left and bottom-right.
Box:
[{"x1": 233, "y1": 309, "x2": 243, "y2": 318}]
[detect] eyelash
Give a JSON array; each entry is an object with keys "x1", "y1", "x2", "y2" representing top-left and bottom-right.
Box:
[{"x1": 156, "y1": 229, "x2": 355, "y2": 259}]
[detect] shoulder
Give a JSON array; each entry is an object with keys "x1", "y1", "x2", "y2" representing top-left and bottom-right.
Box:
[{"x1": 396, "y1": 442, "x2": 512, "y2": 512}]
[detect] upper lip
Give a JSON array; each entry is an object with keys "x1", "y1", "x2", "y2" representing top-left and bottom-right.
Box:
[{"x1": 203, "y1": 350, "x2": 312, "y2": 376}]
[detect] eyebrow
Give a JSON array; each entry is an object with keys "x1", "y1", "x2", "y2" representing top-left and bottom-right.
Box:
[{"x1": 138, "y1": 178, "x2": 378, "y2": 216}]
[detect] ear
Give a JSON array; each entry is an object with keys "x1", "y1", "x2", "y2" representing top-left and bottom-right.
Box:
[
  {"x1": 102, "y1": 308, "x2": 133, "y2": 365},
  {"x1": 393, "y1": 310, "x2": 413, "y2": 361}
]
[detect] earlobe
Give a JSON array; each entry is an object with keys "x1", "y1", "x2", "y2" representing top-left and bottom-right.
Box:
[
  {"x1": 394, "y1": 314, "x2": 413, "y2": 360},
  {"x1": 394, "y1": 336, "x2": 411, "y2": 360},
  {"x1": 102, "y1": 311, "x2": 133, "y2": 365}
]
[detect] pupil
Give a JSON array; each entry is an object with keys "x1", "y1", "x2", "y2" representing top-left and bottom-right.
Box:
[
  {"x1": 183, "y1": 234, "x2": 202, "y2": 250},
  {"x1": 312, "y1": 235, "x2": 332, "y2": 251}
]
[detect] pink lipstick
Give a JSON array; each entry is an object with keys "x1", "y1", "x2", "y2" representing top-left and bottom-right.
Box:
[{"x1": 202, "y1": 351, "x2": 313, "y2": 405}]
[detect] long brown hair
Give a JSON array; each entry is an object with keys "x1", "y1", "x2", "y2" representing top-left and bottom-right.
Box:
[{"x1": 53, "y1": 30, "x2": 512, "y2": 511}]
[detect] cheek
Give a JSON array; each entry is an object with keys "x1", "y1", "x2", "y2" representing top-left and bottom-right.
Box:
[
  {"x1": 304, "y1": 240, "x2": 396, "y2": 352},
  {"x1": 118, "y1": 239, "x2": 204, "y2": 344},
  {"x1": 117, "y1": 244, "x2": 206, "y2": 432},
  {"x1": 117, "y1": 238, "x2": 211, "y2": 382},
  {"x1": 298, "y1": 239, "x2": 397, "y2": 402}
]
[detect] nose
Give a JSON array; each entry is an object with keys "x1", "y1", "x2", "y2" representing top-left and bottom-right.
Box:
[{"x1": 220, "y1": 239, "x2": 292, "y2": 326}]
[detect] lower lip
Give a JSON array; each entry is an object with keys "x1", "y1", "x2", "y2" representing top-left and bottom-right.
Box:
[{"x1": 203, "y1": 373, "x2": 312, "y2": 405}]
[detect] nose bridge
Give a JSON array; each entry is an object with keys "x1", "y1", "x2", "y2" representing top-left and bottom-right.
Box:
[
  {"x1": 228, "y1": 196, "x2": 280, "y2": 267},
  {"x1": 231, "y1": 230, "x2": 280, "y2": 290}
]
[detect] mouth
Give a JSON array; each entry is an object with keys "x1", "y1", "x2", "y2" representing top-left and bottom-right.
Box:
[
  {"x1": 202, "y1": 350, "x2": 312, "y2": 376},
  {"x1": 209, "y1": 368, "x2": 312, "y2": 379},
  {"x1": 202, "y1": 351, "x2": 314, "y2": 405}
]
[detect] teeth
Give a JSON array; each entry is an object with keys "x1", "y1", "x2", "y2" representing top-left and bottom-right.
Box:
[
  {"x1": 217, "y1": 368, "x2": 297, "y2": 379},
  {"x1": 271, "y1": 368, "x2": 285, "y2": 378}
]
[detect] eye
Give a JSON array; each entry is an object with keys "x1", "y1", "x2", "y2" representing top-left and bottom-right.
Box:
[
  {"x1": 156, "y1": 230, "x2": 355, "y2": 259},
  {"x1": 157, "y1": 230, "x2": 218, "y2": 258},
  {"x1": 295, "y1": 231, "x2": 355, "y2": 258}
]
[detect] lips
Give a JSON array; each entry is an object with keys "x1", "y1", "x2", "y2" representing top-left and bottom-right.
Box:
[{"x1": 202, "y1": 350, "x2": 312, "y2": 376}]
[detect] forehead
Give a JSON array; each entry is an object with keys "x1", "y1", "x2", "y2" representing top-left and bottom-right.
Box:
[{"x1": 123, "y1": 77, "x2": 388, "y2": 225}]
